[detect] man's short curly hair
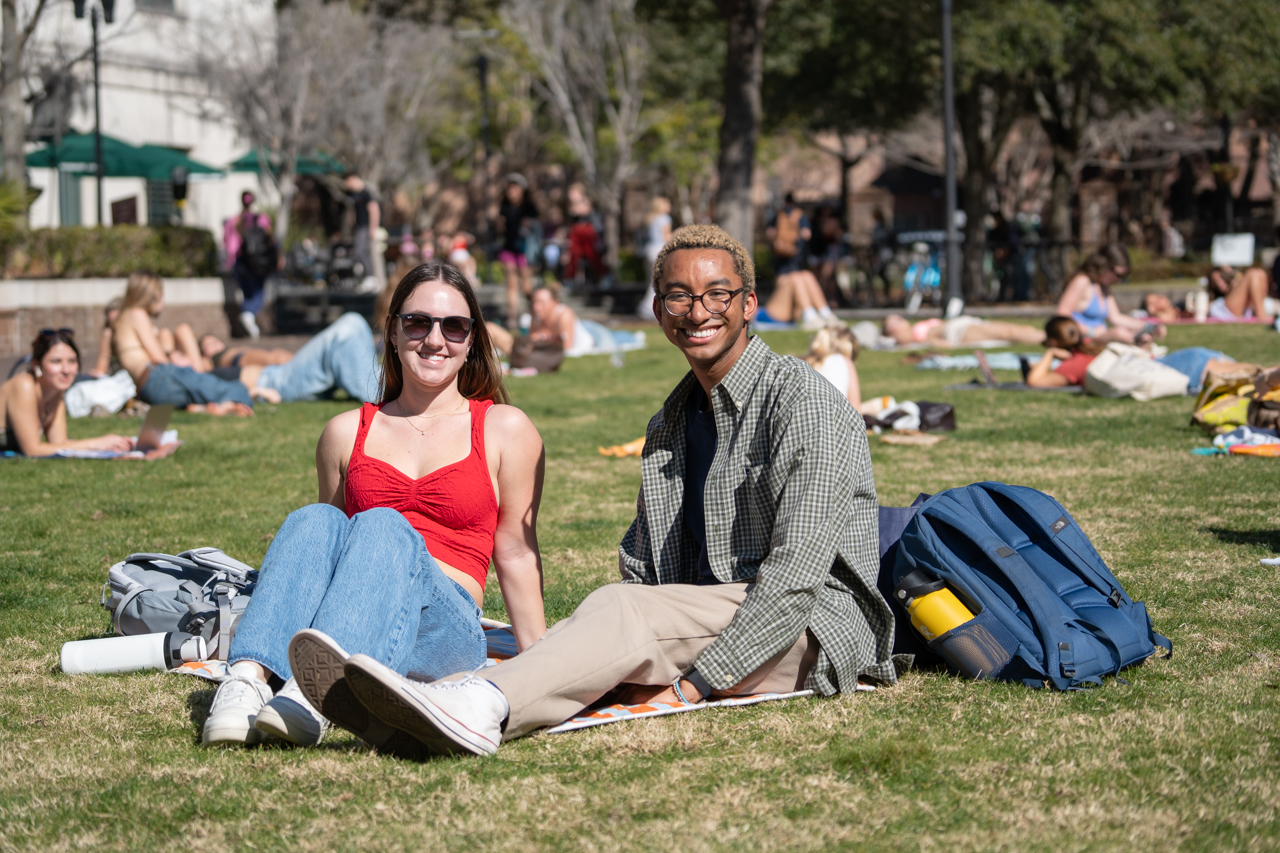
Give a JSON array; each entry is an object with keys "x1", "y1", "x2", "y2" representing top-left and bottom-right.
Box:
[{"x1": 651, "y1": 224, "x2": 756, "y2": 293}]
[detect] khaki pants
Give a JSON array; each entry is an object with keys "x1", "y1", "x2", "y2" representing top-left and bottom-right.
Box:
[{"x1": 486, "y1": 582, "x2": 817, "y2": 739}]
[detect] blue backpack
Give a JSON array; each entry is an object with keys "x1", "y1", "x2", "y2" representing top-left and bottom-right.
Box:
[{"x1": 883, "y1": 482, "x2": 1171, "y2": 690}]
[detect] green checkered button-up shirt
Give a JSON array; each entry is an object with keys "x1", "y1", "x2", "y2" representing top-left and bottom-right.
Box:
[{"x1": 619, "y1": 336, "x2": 897, "y2": 694}]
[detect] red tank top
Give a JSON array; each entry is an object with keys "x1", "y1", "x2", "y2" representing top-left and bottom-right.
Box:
[{"x1": 344, "y1": 399, "x2": 499, "y2": 589}]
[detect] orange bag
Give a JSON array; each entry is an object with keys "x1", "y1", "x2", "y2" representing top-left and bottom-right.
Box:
[{"x1": 1228, "y1": 444, "x2": 1280, "y2": 457}]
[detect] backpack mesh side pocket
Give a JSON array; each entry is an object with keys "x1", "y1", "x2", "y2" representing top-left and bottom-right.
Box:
[{"x1": 927, "y1": 610, "x2": 1020, "y2": 680}]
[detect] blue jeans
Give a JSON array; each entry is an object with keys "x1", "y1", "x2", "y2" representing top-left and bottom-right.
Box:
[
  {"x1": 257, "y1": 313, "x2": 380, "y2": 402},
  {"x1": 1157, "y1": 347, "x2": 1230, "y2": 394},
  {"x1": 233, "y1": 262, "x2": 267, "y2": 316},
  {"x1": 228, "y1": 503, "x2": 486, "y2": 682},
  {"x1": 138, "y1": 363, "x2": 253, "y2": 407}
]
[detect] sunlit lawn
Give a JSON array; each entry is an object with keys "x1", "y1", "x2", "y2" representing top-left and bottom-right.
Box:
[{"x1": 1, "y1": 321, "x2": 1278, "y2": 851}]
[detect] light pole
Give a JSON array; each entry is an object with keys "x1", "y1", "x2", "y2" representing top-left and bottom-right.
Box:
[
  {"x1": 941, "y1": 0, "x2": 961, "y2": 309},
  {"x1": 72, "y1": 0, "x2": 114, "y2": 226}
]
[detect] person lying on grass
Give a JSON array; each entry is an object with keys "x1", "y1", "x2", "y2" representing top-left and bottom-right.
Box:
[
  {"x1": 1, "y1": 329, "x2": 134, "y2": 456},
  {"x1": 1027, "y1": 315, "x2": 1236, "y2": 393},
  {"x1": 882, "y1": 313, "x2": 1046, "y2": 348},
  {"x1": 111, "y1": 272, "x2": 259, "y2": 416},
  {"x1": 195, "y1": 313, "x2": 381, "y2": 404},
  {"x1": 202, "y1": 260, "x2": 547, "y2": 750},
  {"x1": 292, "y1": 224, "x2": 896, "y2": 757}
]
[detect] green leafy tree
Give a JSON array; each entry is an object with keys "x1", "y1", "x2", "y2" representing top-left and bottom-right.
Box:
[
  {"x1": 1024, "y1": 0, "x2": 1184, "y2": 243},
  {"x1": 762, "y1": 0, "x2": 936, "y2": 229},
  {"x1": 1172, "y1": 0, "x2": 1280, "y2": 228}
]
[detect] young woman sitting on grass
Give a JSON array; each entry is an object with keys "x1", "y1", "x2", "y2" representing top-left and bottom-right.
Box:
[
  {"x1": 804, "y1": 323, "x2": 877, "y2": 414},
  {"x1": 202, "y1": 260, "x2": 547, "y2": 751},
  {"x1": 0, "y1": 329, "x2": 134, "y2": 456},
  {"x1": 1027, "y1": 315, "x2": 1236, "y2": 392},
  {"x1": 1205, "y1": 266, "x2": 1276, "y2": 324},
  {"x1": 111, "y1": 272, "x2": 259, "y2": 416},
  {"x1": 1056, "y1": 243, "x2": 1163, "y2": 344}
]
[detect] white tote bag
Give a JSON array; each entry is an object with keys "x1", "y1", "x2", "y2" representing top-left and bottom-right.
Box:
[
  {"x1": 1084, "y1": 343, "x2": 1188, "y2": 401},
  {"x1": 64, "y1": 370, "x2": 138, "y2": 418}
]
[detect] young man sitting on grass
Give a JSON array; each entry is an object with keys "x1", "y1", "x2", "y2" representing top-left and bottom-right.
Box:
[{"x1": 297, "y1": 224, "x2": 896, "y2": 756}]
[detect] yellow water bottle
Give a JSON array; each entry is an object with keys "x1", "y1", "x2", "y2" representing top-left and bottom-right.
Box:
[{"x1": 894, "y1": 570, "x2": 974, "y2": 641}]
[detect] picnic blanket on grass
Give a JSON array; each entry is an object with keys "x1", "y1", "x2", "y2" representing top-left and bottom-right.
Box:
[{"x1": 173, "y1": 620, "x2": 856, "y2": 732}]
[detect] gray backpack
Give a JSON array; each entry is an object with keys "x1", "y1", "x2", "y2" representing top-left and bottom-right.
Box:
[{"x1": 101, "y1": 548, "x2": 258, "y2": 660}]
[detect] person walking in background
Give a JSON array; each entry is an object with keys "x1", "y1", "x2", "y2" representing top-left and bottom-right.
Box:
[
  {"x1": 637, "y1": 196, "x2": 673, "y2": 321},
  {"x1": 767, "y1": 192, "x2": 810, "y2": 279},
  {"x1": 810, "y1": 205, "x2": 846, "y2": 307},
  {"x1": 223, "y1": 191, "x2": 277, "y2": 340},
  {"x1": 565, "y1": 183, "x2": 604, "y2": 287},
  {"x1": 496, "y1": 174, "x2": 539, "y2": 329},
  {"x1": 343, "y1": 172, "x2": 382, "y2": 291}
]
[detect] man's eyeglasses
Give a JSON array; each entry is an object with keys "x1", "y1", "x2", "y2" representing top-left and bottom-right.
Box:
[
  {"x1": 39, "y1": 327, "x2": 74, "y2": 339},
  {"x1": 657, "y1": 288, "x2": 743, "y2": 317},
  {"x1": 397, "y1": 313, "x2": 473, "y2": 343}
]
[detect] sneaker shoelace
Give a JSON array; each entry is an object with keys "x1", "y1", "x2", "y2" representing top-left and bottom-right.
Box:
[{"x1": 213, "y1": 675, "x2": 269, "y2": 709}]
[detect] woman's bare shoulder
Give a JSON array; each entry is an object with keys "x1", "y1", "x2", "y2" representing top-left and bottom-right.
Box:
[
  {"x1": 318, "y1": 406, "x2": 364, "y2": 453},
  {"x1": 485, "y1": 403, "x2": 541, "y2": 443}
]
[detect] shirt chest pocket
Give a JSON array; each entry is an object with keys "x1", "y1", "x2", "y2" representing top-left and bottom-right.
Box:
[{"x1": 726, "y1": 461, "x2": 773, "y2": 562}]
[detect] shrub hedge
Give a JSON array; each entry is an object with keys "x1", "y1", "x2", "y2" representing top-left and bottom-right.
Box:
[{"x1": 7, "y1": 226, "x2": 217, "y2": 278}]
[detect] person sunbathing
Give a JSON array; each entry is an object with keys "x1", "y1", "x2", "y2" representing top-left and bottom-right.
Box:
[
  {"x1": 882, "y1": 313, "x2": 1046, "y2": 347},
  {"x1": 1206, "y1": 266, "x2": 1275, "y2": 324},
  {"x1": 756, "y1": 268, "x2": 838, "y2": 330},
  {"x1": 201, "y1": 259, "x2": 547, "y2": 750},
  {"x1": 804, "y1": 323, "x2": 877, "y2": 414},
  {"x1": 112, "y1": 272, "x2": 259, "y2": 415},
  {"x1": 1027, "y1": 315, "x2": 1236, "y2": 392},
  {"x1": 198, "y1": 335, "x2": 293, "y2": 371},
  {"x1": 1056, "y1": 243, "x2": 1163, "y2": 344},
  {"x1": 486, "y1": 280, "x2": 596, "y2": 361},
  {"x1": 1141, "y1": 293, "x2": 1191, "y2": 322},
  {"x1": 1, "y1": 329, "x2": 134, "y2": 456}
]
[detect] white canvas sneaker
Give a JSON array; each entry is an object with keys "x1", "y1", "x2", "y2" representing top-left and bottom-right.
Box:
[
  {"x1": 202, "y1": 675, "x2": 273, "y2": 745},
  {"x1": 289, "y1": 629, "x2": 429, "y2": 758},
  {"x1": 343, "y1": 655, "x2": 508, "y2": 757},
  {"x1": 253, "y1": 677, "x2": 329, "y2": 746}
]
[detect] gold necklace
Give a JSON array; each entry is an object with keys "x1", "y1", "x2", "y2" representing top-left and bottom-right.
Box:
[{"x1": 397, "y1": 399, "x2": 467, "y2": 436}]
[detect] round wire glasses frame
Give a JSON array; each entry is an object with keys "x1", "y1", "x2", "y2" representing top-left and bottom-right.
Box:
[{"x1": 657, "y1": 288, "x2": 744, "y2": 317}]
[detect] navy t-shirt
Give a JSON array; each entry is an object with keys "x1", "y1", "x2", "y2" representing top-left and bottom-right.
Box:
[{"x1": 684, "y1": 386, "x2": 720, "y2": 585}]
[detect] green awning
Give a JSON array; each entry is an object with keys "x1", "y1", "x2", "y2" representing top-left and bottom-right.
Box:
[
  {"x1": 228, "y1": 147, "x2": 346, "y2": 176},
  {"x1": 26, "y1": 133, "x2": 222, "y2": 182}
]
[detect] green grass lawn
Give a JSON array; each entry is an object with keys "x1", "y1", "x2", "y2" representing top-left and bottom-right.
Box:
[{"x1": 2, "y1": 323, "x2": 1279, "y2": 851}]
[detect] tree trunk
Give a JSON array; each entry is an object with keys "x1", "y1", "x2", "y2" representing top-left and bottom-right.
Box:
[
  {"x1": 1268, "y1": 130, "x2": 1280, "y2": 228},
  {"x1": 1046, "y1": 147, "x2": 1074, "y2": 244},
  {"x1": 959, "y1": 163, "x2": 986, "y2": 303},
  {"x1": 1, "y1": 0, "x2": 27, "y2": 192},
  {"x1": 713, "y1": 0, "x2": 770, "y2": 251},
  {"x1": 276, "y1": 168, "x2": 296, "y2": 248},
  {"x1": 601, "y1": 180, "x2": 622, "y2": 279}
]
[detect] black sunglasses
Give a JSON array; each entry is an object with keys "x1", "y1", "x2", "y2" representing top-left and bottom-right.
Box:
[
  {"x1": 397, "y1": 313, "x2": 473, "y2": 343},
  {"x1": 40, "y1": 327, "x2": 75, "y2": 339}
]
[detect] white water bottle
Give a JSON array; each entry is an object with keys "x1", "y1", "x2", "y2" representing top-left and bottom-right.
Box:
[{"x1": 61, "y1": 632, "x2": 207, "y2": 675}]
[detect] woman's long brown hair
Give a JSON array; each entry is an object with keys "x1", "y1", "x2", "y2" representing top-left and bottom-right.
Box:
[
  {"x1": 1044, "y1": 315, "x2": 1105, "y2": 356},
  {"x1": 378, "y1": 260, "x2": 508, "y2": 405}
]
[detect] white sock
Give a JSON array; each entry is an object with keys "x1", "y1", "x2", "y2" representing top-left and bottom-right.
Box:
[
  {"x1": 801, "y1": 307, "x2": 819, "y2": 323},
  {"x1": 229, "y1": 661, "x2": 267, "y2": 682},
  {"x1": 819, "y1": 306, "x2": 836, "y2": 319}
]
